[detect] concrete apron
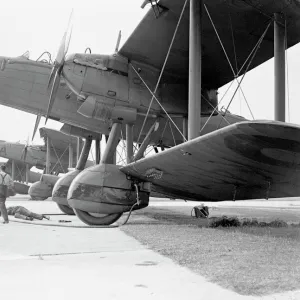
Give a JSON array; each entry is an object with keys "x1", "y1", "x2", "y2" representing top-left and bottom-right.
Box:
[{"x1": 1, "y1": 198, "x2": 299, "y2": 300}]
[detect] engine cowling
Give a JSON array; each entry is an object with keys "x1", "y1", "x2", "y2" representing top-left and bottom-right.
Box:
[
  {"x1": 78, "y1": 96, "x2": 137, "y2": 123},
  {"x1": 67, "y1": 164, "x2": 150, "y2": 214},
  {"x1": 28, "y1": 174, "x2": 59, "y2": 200},
  {"x1": 52, "y1": 169, "x2": 82, "y2": 206},
  {"x1": 13, "y1": 182, "x2": 29, "y2": 195}
]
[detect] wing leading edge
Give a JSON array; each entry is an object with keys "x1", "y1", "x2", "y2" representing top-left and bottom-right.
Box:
[{"x1": 120, "y1": 121, "x2": 300, "y2": 201}]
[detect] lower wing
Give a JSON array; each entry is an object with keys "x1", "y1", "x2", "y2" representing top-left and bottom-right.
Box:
[{"x1": 120, "y1": 121, "x2": 300, "y2": 201}]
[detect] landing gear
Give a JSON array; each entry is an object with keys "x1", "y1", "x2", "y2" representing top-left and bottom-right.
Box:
[
  {"x1": 57, "y1": 203, "x2": 75, "y2": 215},
  {"x1": 74, "y1": 209, "x2": 122, "y2": 226},
  {"x1": 66, "y1": 123, "x2": 150, "y2": 226}
]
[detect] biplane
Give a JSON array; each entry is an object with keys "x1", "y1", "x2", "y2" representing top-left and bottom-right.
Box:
[
  {"x1": 1, "y1": 0, "x2": 300, "y2": 225},
  {"x1": 0, "y1": 127, "x2": 91, "y2": 201}
]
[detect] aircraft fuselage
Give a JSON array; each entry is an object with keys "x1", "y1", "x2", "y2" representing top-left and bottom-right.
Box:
[{"x1": 0, "y1": 54, "x2": 245, "y2": 148}]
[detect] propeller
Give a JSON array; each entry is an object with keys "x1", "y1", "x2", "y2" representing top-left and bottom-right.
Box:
[
  {"x1": 45, "y1": 11, "x2": 73, "y2": 124},
  {"x1": 21, "y1": 135, "x2": 30, "y2": 162},
  {"x1": 32, "y1": 114, "x2": 41, "y2": 141}
]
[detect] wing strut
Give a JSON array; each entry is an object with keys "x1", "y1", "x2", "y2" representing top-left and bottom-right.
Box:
[
  {"x1": 274, "y1": 13, "x2": 286, "y2": 122},
  {"x1": 133, "y1": 120, "x2": 160, "y2": 162},
  {"x1": 188, "y1": 0, "x2": 203, "y2": 140}
]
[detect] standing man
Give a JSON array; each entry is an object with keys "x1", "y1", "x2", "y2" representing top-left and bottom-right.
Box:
[{"x1": 0, "y1": 165, "x2": 14, "y2": 224}]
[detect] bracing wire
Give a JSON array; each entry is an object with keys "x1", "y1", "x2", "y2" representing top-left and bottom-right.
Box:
[
  {"x1": 205, "y1": 2, "x2": 255, "y2": 123},
  {"x1": 199, "y1": 80, "x2": 234, "y2": 134},
  {"x1": 131, "y1": 64, "x2": 187, "y2": 143},
  {"x1": 226, "y1": 0, "x2": 238, "y2": 73},
  {"x1": 50, "y1": 140, "x2": 69, "y2": 174},
  {"x1": 204, "y1": 4, "x2": 235, "y2": 77},
  {"x1": 218, "y1": 21, "x2": 271, "y2": 127},
  {"x1": 136, "y1": 0, "x2": 188, "y2": 144},
  {"x1": 202, "y1": 93, "x2": 231, "y2": 125},
  {"x1": 169, "y1": 122, "x2": 177, "y2": 147},
  {"x1": 238, "y1": 86, "x2": 255, "y2": 119}
]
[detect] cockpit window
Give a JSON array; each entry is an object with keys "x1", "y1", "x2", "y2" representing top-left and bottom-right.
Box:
[{"x1": 36, "y1": 51, "x2": 53, "y2": 64}]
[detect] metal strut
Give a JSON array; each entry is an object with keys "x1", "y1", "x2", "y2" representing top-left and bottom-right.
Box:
[
  {"x1": 188, "y1": 0, "x2": 203, "y2": 140},
  {"x1": 274, "y1": 13, "x2": 286, "y2": 122},
  {"x1": 76, "y1": 136, "x2": 93, "y2": 170},
  {"x1": 133, "y1": 120, "x2": 160, "y2": 162},
  {"x1": 46, "y1": 136, "x2": 51, "y2": 174},
  {"x1": 126, "y1": 123, "x2": 134, "y2": 164},
  {"x1": 101, "y1": 123, "x2": 121, "y2": 165}
]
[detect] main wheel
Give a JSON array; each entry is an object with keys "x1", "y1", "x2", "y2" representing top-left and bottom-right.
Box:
[
  {"x1": 57, "y1": 204, "x2": 75, "y2": 215},
  {"x1": 74, "y1": 209, "x2": 122, "y2": 226}
]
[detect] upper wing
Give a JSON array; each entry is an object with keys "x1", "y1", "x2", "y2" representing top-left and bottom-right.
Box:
[
  {"x1": 39, "y1": 127, "x2": 78, "y2": 153},
  {"x1": 120, "y1": 0, "x2": 300, "y2": 88},
  {"x1": 120, "y1": 121, "x2": 300, "y2": 201}
]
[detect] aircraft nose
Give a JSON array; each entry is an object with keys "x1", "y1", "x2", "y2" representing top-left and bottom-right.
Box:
[{"x1": 62, "y1": 54, "x2": 85, "y2": 96}]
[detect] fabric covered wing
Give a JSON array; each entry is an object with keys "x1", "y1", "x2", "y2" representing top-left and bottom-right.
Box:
[
  {"x1": 39, "y1": 127, "x2": 78, "y2": 153},
  {"x1": 120, "y1": 0, "x2": 300, "y2": 88},
  {"x1": 120, "y1": 121, "x2": 300, "y2": 201}
]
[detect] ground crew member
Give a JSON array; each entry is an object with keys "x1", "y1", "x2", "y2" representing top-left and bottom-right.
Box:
[
  {"x1": 4, "y1": 206, "x2": 50, "y2": 221},
  {"x1": 0, "y1": 165, "x2": 14, "y2": 224}
]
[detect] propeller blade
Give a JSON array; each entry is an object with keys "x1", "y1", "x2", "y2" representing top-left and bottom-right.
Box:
[
  {"x1": 65, "y1": 25, "x2": 73, "y2": 57},
  {"x1": 55, "y1": 10, "x2": 73, "y2": 65},
  {"x1": 56, "y1": 32, "x2": 68, "y2": 65},
  {"x1": 21, "y1": 145, "x2": 28, "y2": 161},
  {"x1": 46, "y1": 10, "x2": 73, "y2": 124},
  {"x1": 45, "y1": 71, "x2": 61, "y2": 124},
  {"x1": 47, "y1": 64, "x2": 59, "y2": 89},
  {"x1": 32, "y1": 114, "x2": 41, "y2": 141}
]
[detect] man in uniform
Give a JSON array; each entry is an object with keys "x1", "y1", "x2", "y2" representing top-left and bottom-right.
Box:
[
  {"x1": 5, "y1": 206, "x2": 50, "y2": 221},
  {"x1": 0, "y1": 165, "x2": 14, "y2": 224}
]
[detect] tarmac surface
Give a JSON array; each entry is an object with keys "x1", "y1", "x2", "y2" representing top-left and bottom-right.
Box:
[{"x1": 1, "y1": 195, "x2": 300, "y2": 300}]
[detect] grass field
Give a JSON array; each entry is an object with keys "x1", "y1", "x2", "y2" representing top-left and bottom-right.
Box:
[{"x1": 122, "y1": 207, "x2": 300, "y2": 296}]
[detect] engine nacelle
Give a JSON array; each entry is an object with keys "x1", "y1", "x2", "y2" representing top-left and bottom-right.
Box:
[
  {"x1": 78, "y1": 96, "x2": 137, "y2": 123},
  {"x1": 67, "y1": 164, "x2": 150, "y2": 214},
  {"x1": 52, "y1": 169, "x2": 82, "y2": 206},
  {"x1": 13, "y1": 182, "x2": 29, "y2": 195},
  {"x1": 28, "y1": 174, "x2": 59, "y2": 200}
]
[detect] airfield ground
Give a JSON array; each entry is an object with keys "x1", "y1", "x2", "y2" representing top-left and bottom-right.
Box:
[{"x1": 0, "y1": 196, "x2": 300, "y2": 300}]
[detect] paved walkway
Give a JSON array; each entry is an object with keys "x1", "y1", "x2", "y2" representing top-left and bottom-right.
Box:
[{"x1": 0, "y1": 197, "x2": 299, "y2": 300}]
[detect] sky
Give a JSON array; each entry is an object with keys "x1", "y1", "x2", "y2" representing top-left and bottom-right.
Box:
[{"x1": 0, "y1": 0, "x2": 300, "y2": 149}]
